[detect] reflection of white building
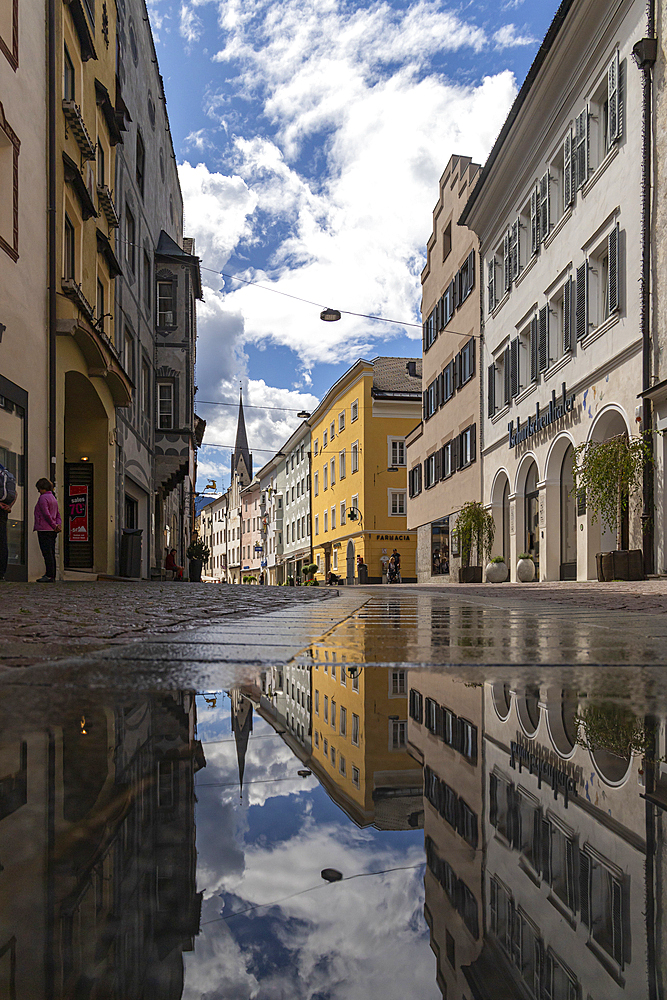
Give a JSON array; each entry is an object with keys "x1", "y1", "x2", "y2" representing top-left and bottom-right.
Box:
[
  {"x1": 460, "y1": 0, "x2": 648, "y2": 580},
  {"x1": 473, "y1": 682, "x2": 647, "y2": 1000}
]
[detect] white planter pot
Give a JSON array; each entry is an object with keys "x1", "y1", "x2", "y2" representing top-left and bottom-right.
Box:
[
  {"x1": 485, "y1": 561, "x2": 508, "y2": 583},
  {"x1": 516, "y1": 558, "x2": 536, "y2": 583}
]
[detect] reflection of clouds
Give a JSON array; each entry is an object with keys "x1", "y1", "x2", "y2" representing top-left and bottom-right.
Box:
[{"x1": 188, "y1": 808, "x2": 437, "y2": 999}]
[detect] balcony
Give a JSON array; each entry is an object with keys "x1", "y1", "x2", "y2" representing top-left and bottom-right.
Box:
[
  {"x1": 61, "y1": 278, "x2": 95, "y2": 323},
  {"x1": 97, "y1": 184, "x2": 119, "y2": 228},
  {"x1": 56, "y1": 316, "x2": 132, "y2": 407},
  {"x1": 62, "y1": 100, "x2": 96, "y2": 160}
]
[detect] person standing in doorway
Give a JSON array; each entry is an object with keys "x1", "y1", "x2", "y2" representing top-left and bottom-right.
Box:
[
  {"x1": 34, "y1": 478, "x2": 61, "y2": 582},
  {"x1": 392, "y1": 548, "x2": 401, "y2": 582},
  {"x1": 0, "y1": 461, "x2": 17, "y2": 581}
]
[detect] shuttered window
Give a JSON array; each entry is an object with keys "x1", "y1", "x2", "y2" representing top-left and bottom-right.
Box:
[
  {"x1": 576, "y1": 262, "x2": 588, "y2": 340},
  {"x1": 574, "y1": 107, "x2": 589, "y2": 189},
  {"x1": 564, "y1": 129, "x2": 574, "y2": 208},
  {"x1": 608, "y1": 223, "x2": 619, "y2": 314},
  {"x1": 504, "y1": 345, "x2": 511, "y2": 406},
  {"x1": 530, "y1": 316, "x2": 539, "y2": 383},
  {"x1": 563, "y1": 276, "x2": 573, "y2": 353},
  {"x1": 459, "y1": 337, "x2": 475, "y2": 386},
  {"x1": 530, "y1": 186, "x2": 539, "y2": 256},
  {"x1": 608, "y1": 50, "x2": 622, "y2": 144},
  {"x1": 487, "y1": 363, "x2": 496, "y2": 417},
  {"x1": 538, "y1": 305, "x2": 549, "y2": 373},
  {"x1": 539, "y1": 172, "x2": 550, "y2": 242},
  {"x1": 503, "y1": 230, "x2": 511, "y2": 293},
  {"x1": 509, "y1": 219, "x2": 520, "y2": 280},
  {"x1": 510, "y1": 337, "x2": 520, "y2": 398},
  {"x1": 487, "y1": 257, "x2": 496, "y2": 313}
]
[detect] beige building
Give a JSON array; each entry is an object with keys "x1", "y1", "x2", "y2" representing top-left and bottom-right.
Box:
[
  {"x1": 0, "y1": 0, "x2": 49, "y2": 579},
  {"x1": 407, "y1": 155, "x2": 482, "y2": 583}
]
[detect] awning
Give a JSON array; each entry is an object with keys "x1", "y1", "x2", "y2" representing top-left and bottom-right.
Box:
[
  {"x1": 62, "y1": 0, "x2": 97, "y2": 61},
  {"x1": 95, "y1": 78, "x2": 124, "y2": 145}
]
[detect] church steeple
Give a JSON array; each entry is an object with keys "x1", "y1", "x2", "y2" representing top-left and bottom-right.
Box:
[
  {"x1": 232, "y1": 387, "x2": 252, "y2": 486},
  {"x1": 230, "y1": 688, "x2": 253, "y2": 801}
]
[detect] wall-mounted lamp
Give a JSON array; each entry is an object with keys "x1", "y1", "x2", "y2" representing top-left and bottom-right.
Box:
[
  {"x1": 632, "y1": 37, "x2": 657, "y2": 69},
  {"x1": 80, "y1": 456, "x2": 89, "y2": 462}
]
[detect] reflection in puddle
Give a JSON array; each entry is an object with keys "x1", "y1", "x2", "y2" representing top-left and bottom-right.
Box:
[{"x1": 1, "y1": 595, "x2": 667, "y2": 997}]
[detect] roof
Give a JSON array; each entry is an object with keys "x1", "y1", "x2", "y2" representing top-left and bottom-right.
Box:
[
  {"x1": 458, "y1": 0, "x2": 575, "y2": 227},
  {"x1": 372, "y1": 357, "x2": 422, "y2": 395},
  {"x1": 155, "y1": 230, "x2": 203, "y2": 298}
]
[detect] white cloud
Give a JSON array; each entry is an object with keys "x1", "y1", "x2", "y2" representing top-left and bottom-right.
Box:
[
  {"x1": 493, "y1": 23, "x2": 536, "y2": 48},
  {"x1": 180, "y1": 2, "x2": 205, "y2": 45}
]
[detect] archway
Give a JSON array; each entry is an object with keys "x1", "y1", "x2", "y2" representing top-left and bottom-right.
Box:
[
  {"x1": 587, "y1": 407, "x2": 632, "y2": 553},
  {"x1": 346, "y1": 540, "x2": 355, "y2": 585},
  {"x1": 560, "y1": 444, "x2": 577, "y2": 579},
  {"x1": 489, "y1": 469, "x2": 511, "y2": 562},
  {"x1": 523, "y1": 461, "x2": 539, "y2": 573}
]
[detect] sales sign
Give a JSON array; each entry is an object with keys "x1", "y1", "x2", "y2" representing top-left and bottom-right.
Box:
[{"x1": 69, "y1": 484, "x2": 89, "y2": 543}]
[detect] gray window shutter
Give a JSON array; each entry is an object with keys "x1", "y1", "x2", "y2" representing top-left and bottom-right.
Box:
[
  {"x1": 540, "y1": 172, "x2": 550, "y2": 242},
  {"x1": 434, "y1": 448, "x2": 442, "y2": 481},
  {"x1": 564, "y1": 276, "x2": 573, "y2": 353},
  {"x1": 530, "y1": 187, "x2": 538, "y2": 256},
  {"x1": 448, "y1": 279, "x2": 455, "y2": 321},
  {"x1": 438, "y1": 372, "x2": 444, "y2": 406},
  {"x1": 576, "y1": 262, "x2": 588, "y2": 340},
  {"x1": 487, "y1": 257, "x2": 496, "y2": 313},
  {"x1": 423, "y1": 389, "x2": 428, "y2": 418},
  {"x1": 530, "y1": 315, "x2": 539, "y2": 382},
  {"x1": 575, "y1": 108, "x2": 589, "y2": 189},
  {"x1": 564, "y1": 130, "x2": 573, "y2": 207},
  {"x1": 470, "y1": 423, "x2": 476, "y2": 463},
  {"x1": 608, "y1": 50, "x2": 620, "y2": 142},
  {"x1": 608, "y1": 222, "x2": 619, "y2": 313},
  {"x1": 422, "y1": 323, "x2": 427, "y2": 351},
  {"x1": 503, "y1": 231, "x2": 511, "y2": 293},
  {"x1": 487, "y1": 363, "x2": 496, "y2": 417},
  {"x1": 515, "y1": 216, "x2": 521, "y2": 273},
  {"x1": 510, "y1": 337, "x2": 519, "y2": 398},
  {"x1": 470, "y1": 336, "x2": 475, "y2": 377},
  {"x1": 510, "y1": 219, "x2": 519, "y2": 280},
  {"x1": 504, "y1": 346, "x2": 511, "y2": 405},
  {"x1": 451, "y1": 436, "x2": 459, "y2": 473},
  {"x1": 468, "y1": 248, "x2": 475, "y2": 291},
  {"x1": 538, "y1": 305, "x2": 548, "y2": 372}
]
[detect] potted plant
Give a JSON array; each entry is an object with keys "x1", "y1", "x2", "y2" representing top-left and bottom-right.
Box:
[
  {"x1": 485, "y1": 554, "x2": 508, "y2": 584},
  {"x1": 303, "y1": 563, "x2": 318, "y2": 584},
  {"x1": 516, "y1": 552, "x2": 535, "y2": 582},
  {"x1": 573, "y1": 433, "x2": 650, "y2": 581},
  {"x1": 455, "y1": 501, "x2": 495, "y2": 583},
  {"x1": 186, "y1": 538, "x2": 210, "y2": 582}
]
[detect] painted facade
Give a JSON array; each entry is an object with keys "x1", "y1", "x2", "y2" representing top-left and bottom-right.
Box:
[
  {"x1": 310, "y1": 357, "x2": 421, "y2": 585},
  {"x1": 280, "y1": 420, "x2": 311, "y2": 584},
  {"x1": 461, "y1": 0, "x2": 648, "y2": 582},
  {"x1": 407, "y1": 154, "x2": 482, "y2": 584}
]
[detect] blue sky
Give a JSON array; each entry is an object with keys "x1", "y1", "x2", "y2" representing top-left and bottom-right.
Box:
[{"x1": 146, "y1": 0, "x2": 561, "y2": 490}]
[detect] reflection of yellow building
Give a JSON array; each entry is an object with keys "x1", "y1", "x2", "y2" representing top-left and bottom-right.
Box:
[
  {"x1": 310, "y1": 640, "x2": 422, "y2": 828},
  {"x1": 309, "y1": 357, "x2": 421, "y2": 584},
  {"x1": 56, "y1": 2, "x2": 131, "y2": 576}
]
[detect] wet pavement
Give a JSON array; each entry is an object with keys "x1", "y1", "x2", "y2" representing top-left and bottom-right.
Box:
[{"x1": 2, "y1": 586, "x2": 667, "y2": 998}]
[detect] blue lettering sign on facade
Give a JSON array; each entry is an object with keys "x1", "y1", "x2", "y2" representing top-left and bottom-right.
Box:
[{"x1": 508, "y1": 382, "x2": 576, "y2": 449}]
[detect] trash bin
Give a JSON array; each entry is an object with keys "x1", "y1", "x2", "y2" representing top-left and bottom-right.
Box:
[
  {"x1": 120, "y1": 528, "x2": 142, "y2": 578},
  {"x1": 357, "y1": 562, "x2": 368, "y2": 585}
]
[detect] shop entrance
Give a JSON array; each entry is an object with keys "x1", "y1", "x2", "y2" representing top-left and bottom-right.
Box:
[
  {"x1": 524, "y1": 461, "x2": 539, "y2": 575},
  {"x1": 560, "y1": 444, "x2": 577, "y2": 580},
  {"x1": 64, "y1": 462, "x2": 94, "y2": 569},
  {"x1": 431, "y1": 518, "x2": 449, "y2": 575},
  {"x1": 0, "y1": 375, "x2": 27, "y2": 580}
]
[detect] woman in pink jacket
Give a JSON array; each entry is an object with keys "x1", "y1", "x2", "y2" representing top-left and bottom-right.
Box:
[{"x1": 34, "y1": 478, "x2": 61, "y2": 582}]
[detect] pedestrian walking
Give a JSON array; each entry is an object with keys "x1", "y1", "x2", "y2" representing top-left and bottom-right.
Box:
[
  {"x1": 0, "y1": 461, "x2": 17, "y2": 581},
  {"x1": 392, "y1": 547, "x2": 401, "y2": 583},
  {"x1": 34, "y1": 478, "x2": 61, "y2": 582}
]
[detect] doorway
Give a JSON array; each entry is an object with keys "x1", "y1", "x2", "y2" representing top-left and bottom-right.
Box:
[
  {"x1": 346, "y1": 540, "x2": 355, "y2": 585},
  {"x1": 560, "y1": 444, "x2": 577, "y2": 580},
  {"x1": 64, "y1": 462, "x2": 94, "y2": 569},
  {"x1": 502, "y1": 479, "x2": 510, "y2": 563},
  {"x1": 524, "y1": 461, "x2": 539, "y2": 575}
]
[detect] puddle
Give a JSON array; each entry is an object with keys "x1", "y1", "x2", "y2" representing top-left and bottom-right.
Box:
[{"x1": 1, "y1": 594, "x2": 666, "y2": 997}]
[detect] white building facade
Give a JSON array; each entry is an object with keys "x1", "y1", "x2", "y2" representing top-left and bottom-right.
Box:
[
  {"x1": 281, "y1": 421, "x2": 312, "y2": 584},
  {"x1": 258, "y1": 456, "x2": 284, "y2": 585},
  {"x1": 461, "y1": 0, "x2": 648, "y2": 581}
]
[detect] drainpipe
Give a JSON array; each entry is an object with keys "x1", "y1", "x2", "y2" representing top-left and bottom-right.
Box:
[
  {"x1": 47, "y1": 0, "x2": 57, "y2": 488},
  {"x1": 636, "y1": 3, "x2": 657, "y2": 574}
]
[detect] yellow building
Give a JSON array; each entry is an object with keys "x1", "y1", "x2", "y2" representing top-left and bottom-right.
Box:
[
  {"x1": 309, "y1": 635, "x2": 422, "y2": 828},
  {"x1": 55, "y1": 1, "x2": 131, "y2": 576},
  {"x1": 310, "y1": 357, "x2": 421, "y2": 584}
]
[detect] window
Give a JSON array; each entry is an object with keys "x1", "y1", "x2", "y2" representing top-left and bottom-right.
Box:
[
  {"x1": 409, "y1": 689, "x2": 423, "y2": 723},
  {"x1": 314, "y1": 438, "x2": 319, "y2": 456},
  {"x1": 157, "y1": 281, "x2": 174, "y2": 326},
  {"x1": 408, "y1": 465, "x2": 422, "y2": 497},
  {"x1": 352, "y1": 713, "x2": 360, "y2": 745},
  {"x1": 391, "y1": 670, "x2": 406, "y2": 695},
  {"x1": 392, "y1": 720, "x2": 406, "y2": 749},
  {"x1": 64, "y1": 214, "x2": 76, "y2": 279},
  {"x1": 323, "y1": 466, "x2": 328, "y2": 491},
  {"x1": 96, "y1": 279, "x2": 104, "y2": 330},
  {"x1": 330, "y1": 421, "x2": 335, "y2": 440},
  {"x1": 351, "y1": 399, "x2": 358, "y2": 421},
  {"x1": 388, "y1": 438, "x2": 406, "y2": 467},
  {"x1": 315, "y1": 515, "x2": 319, "y2": 536},
  {"x1": 315, "y1": 690, "x2": 319, "y2": 714},
  {"x1": 323, "y1": 738, "x2": 328, "y2": 757},
  {"x1": 340, "y1": 706, "x2": 347, "y2": 736},
  {"x1": 442, "y1": 220, "x2": 452, "y2": 260},
  {"x1": 329, "y1": 458, "x2": 335, "y2": 486},
  {"x1": 352, "y1": 766, "x2": 360, "y2": 788},
  {"x1": 313, "y1": 471, "x2": 319, "y2": 496},
  {"x1": 331, "y1": 747, "x2": 336, "y2": 767},
  {"x1": 158, "y1": 382, "x2": 174, "y2": 429},
  {"x1": 351, "y1": 441, "x2": 359, "y2": 473},
  {"x1": 339, "y1": 450, "x2": 345, "y2": 479},
  {"x1": 142, "y1": 361, "x2": 150, "y2": 416},
  {"x1": 459, "y1": 718, "x2": 478, "y2": 763},
  {"x1": 352, "y1": 671, "x2": 359, "y2": 692},
  {"x1": 459, "y1": 425, "x2": 476, "y2": 469},
  {"x1": 581, "y1": 849, "x2": 625, "y2": 965},
  {"x1": 423, "y1": 378, "x2": 437, "y2": 419},
  {"x1": 143, "y1": 250, "x2": 151, "y2": 310},
  {"x1": 97, "y1": 142, "x2": 105, "y2": 186},
  {"x1": 323, "y1": 430, "x2": 327, "y2": 448},
  {"x1": 331, "y1": 701, "x2": 336, "y2": 729},
  {"x1": 390, "y1": 491, "x2": 406, "y2": 516},
  {"x1": 331, "y1": 506, "x2": 336, "y2": 530},
  {"x1": 339, "y1": 755, "x2": 346, "y2": 776},
  {"x1": 124, "y1": 329, "x2": 133, "y2": 380},
  {"x1": 458, "y1": 249, "x2": 475, "y2": 303},
  {"x1": 324, "y1": 511, "x2": 328, "y2": 532},
  {"x1": 64, "y1": 46, "x2": 75, "y2": 100},
  {"x1": 340, "y1": 502, "x2": 346, "y2": 526},
  {"x1": 423, "y1": 309, "x2": 436, "y2": 351},
  {"x1": 459, "y1": 337, "x2": 475, "y2": 386},
  {"x1": 424, "y1": 454, "x2": 436, "y2": 490},
  {"x1": 136, "y1": 131, "x2": 145, "y2": 196},
  {"x1": 338, "y1": 411, "x2": 345, "y2": 432},
  {"x1": 125, "y1": 205, "x2": 135, "y2": 273}
]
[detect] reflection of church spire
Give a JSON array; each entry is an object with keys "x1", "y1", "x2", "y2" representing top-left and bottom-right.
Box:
[
  {"x1": 230, "y1": 688, "x2": 253, "y2": 801},
  {"x1": 232, "y1": 387, "x2": 252, "y2": 486}
]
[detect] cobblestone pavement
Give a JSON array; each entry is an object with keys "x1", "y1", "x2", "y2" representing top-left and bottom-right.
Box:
[{"x1": 0, "y1": 581, "x2": 339, "y2": 668}]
